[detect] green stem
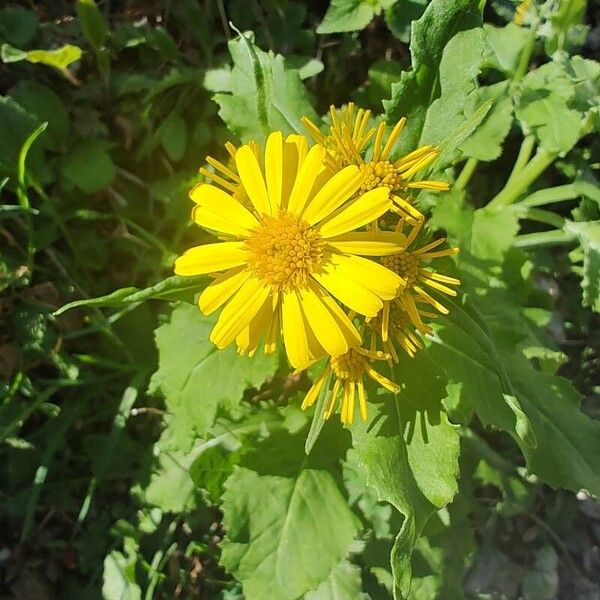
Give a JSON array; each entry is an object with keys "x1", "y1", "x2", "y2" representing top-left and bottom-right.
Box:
[
  {"x1": 455, "y1": 157, "x2": 478, "y2": 191},
  {"x1": 488, "y1": 148, "x2": 557, "y2": 209},
  {"x1": 514, "y1": 28, "x2": 536, "y2": 82},
  {"x1": 506, "y1": 135, "x2": 535, "y2": 185},
  {"x1": 520, "y1": 181, "x2": 600, "y2": 207},
  {"x1": 513, "y1": 229, "x2": 574, "y2": 249},
  {"x1": 523, "y1": 208, "x2": 565, "y2": 228}
]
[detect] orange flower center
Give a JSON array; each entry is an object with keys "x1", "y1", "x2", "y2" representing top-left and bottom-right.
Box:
[
  {"x1": 382, "y1": 252, "x2": 419, "y2": 288},
  {"x1": 360, "y1": 161, "x2": 402, "y2": 193},
  {"x1": 245, "y1": 211, "x2": 324, "y2": 290},
  {"x1": 330, "y1": 349, "x2": 365, "y2": 382}
]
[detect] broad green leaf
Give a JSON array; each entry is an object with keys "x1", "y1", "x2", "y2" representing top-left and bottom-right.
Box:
[
  {"x1": 385, "y1": 0, "x2": 428, "y2": 43},
  {"x1": 149, "y1": 303, "x2": 278, "y2": 449},
  {"x1": 214, "y1": 33, "x2": 318, "y2": 143},
  {"x1": 564, "y1": 220, "x2": 600, "y2": 312},
  {"x1": 76, "y1": 0, "x2": 108, "y2": 49},
  {"x1": 483, "y1": 23, "x2": 530, "y2": 76},
  {"x1": 61, "y1": 139, "x2": 115, "y2": 193},
  {"x1": 0, "y1": 95, "x2": 38, "y2": 177},
  {"x1": 460, "y1": 81, "x2": 514, "y2": 161},
  {"x1": 304, "y1": 560, "x2": 365, "y2": 599},
  {"x1": 317, "y1": 0, "x2": 397, "y2": 34},
  {"x1": 9, "y1": 80, "x2": 70, "y2": 151},
  {"x1": 160, "y1": 114, "x2": 187, "y2": 162},
  {"x1": 383, "y1": 0, "x2": 482, "y2": 155},
  {"x1": 221, "y1": 460, "x2": 359, "y2": 599},
  {"x1": 102, "y1": 550, "x2": 142, "y2": 600},
  {"x1": 546, "y1": 0, "x2": 587, "y2": 54},
  {"x1": 419, "y1": 21, "x2": 485, "y2": 148},
  {"x1": 0, "y1": 6, "x2": 38, "y2": 47},
  {"x1": 54, "y1": 275, "x2": 204, "y2": 315},
  {"x1": 354, "y1": 408, "x2": 460, "y2": 600}
]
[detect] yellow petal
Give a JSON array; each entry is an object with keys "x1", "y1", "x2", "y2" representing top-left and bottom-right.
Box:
[
  {"x1": 333, "y1": 254, "x2": 403, "y2": 300},
  {"x1": 298, "y1": 282, "x2": 361, "y2": 357},
  {"x1": 210, "y1": 277, "x2": 271, "y2": 349},
  {"x1": 190, "y1": 184, "x2": 259, "y2": 235},
  {"x1": 312, "y1": 259, "x2": 382, "y2": 317},
  {"x1": 286, "y1": 145, "x2": 327, "y2": 216},
  {"x1": 265, "y1": 131, "x2": 283, "y2": 213},
  {"x1": 198, "y1": 267, "x2": 250, "y2": 315},
  {"x1": 174, "y1": 242, "x2": 247, "y2": 276},
  {"x1": 318, "y1": 187, "x2": 391, "y2": 238},
  {"x1": 328, "y1": 231, "x2": 407, "y2": 256},
  {"x1": 281, "y1": 289, "x2": 325, "y2": 369},
  {"x1": 302, "y1": 165, "x2": 363, "y2": 225},
  {"x1": 365, "y1": 363, "x2": 400, "y2": 393},
  {"x1": 235, "y1": 145, "x2": 271, "y2": 216},
  {"x1": 236, "y1": 290, "x2": 276, "y2": 353},
  {"x1": 301, "y1": 366, "x2": 329, "y2": 410},
  {"x1": 281, "y1": 134, "x2": 308, "y2": 207}
]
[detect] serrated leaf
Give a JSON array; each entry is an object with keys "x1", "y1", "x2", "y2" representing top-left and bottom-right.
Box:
[
  {"x1": 460, "y1": 81, "x2": 514, "y2": 161},
  {"x1": 483, "y1": 22, "x2": 530, "y2": 76},
  {"x1": 221, "y1": 463, "x2": 359, "y2": 600},
  {"x1": 383, "y1": 0, "x2": 482, "y2": 155},
  {"x1": 564, "y1": 220, "x2": 600, "y2": 312},
  {"x1": 149, "y1": 303, "x2": 278, "y2": 450},
  {"x1": 354, "y1": 410, "x2": 460, "y2": 600},
  {"x1": 214, "y1": 33, "x2": 318, "y2": 143}
]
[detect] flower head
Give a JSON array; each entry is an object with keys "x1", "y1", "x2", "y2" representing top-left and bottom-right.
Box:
[
  {"x1": 379, "y1": 213, "x2": 460, "y2": 333},
  {"x1": 301, "y1": 347, "x2": 399, "y2": 424},
  {"x1": 175, "y1": 132, "x2": 408, "y2": 370},
  {"x1": 302, "y1": 104, "x2": 450, "y2": 196}
]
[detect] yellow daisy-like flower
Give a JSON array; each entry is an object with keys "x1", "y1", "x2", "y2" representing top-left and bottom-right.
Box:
[
  {"x1": 301, "y1": 347, "x2": 399, "y2": 424},
  {"x1": 365, "y1": 299, "x2": 435, "y2": 362},
  {"x1": 175, "y1": 132, "x2": 408, "y2": 370},
  {"x1": 302, "y1": 104, "x2": 450, "y2": 195},
  {"x1": 379, "y1": 216, "x2": 460, "y2": 333}
]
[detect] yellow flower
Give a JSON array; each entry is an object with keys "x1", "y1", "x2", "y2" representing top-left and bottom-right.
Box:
[
  {"x1": 302, "y1": 104, "x2": 450, "y2": 195},
  {"x1": 175, "y1": 132, "x2": 407, "y2": 370},
  {"x1": 301, "y1": 347, "x2": 399, "y2": 424},
  {"x1": 514, "y1": 0, "x2": 531, "y2": 26},
  {"x1": 378, "y1": 214, "x2": 460, "y2": 333},
  {"x1": 365, "y1": 299, "x2": 435, "y2": 362}
]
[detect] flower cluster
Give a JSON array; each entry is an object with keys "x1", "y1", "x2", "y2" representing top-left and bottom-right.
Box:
[{"x1": 175, "y1": 104, "x2": 459, "y2": 425}]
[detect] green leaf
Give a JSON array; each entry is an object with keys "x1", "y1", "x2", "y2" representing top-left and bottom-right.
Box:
[
  {"x1": 76, "y1": 0, "x2": 108, "y2": 49},
  {"x1": 304, "y1": 560, "x2": 365, "y2": 599},
  {"x1": 2, "y1": 43, "x2": 83, "y2": 75},
  {"x1": 214, "y1": 33, "x2": 318, "y2": 143},
  {"x1": 483, "y1": 23, "x2": 531, "y2": 76},
  {"x1": 317, "y1": 0, "x2": 381, "y2": 34},
  {"x1": 9, "y1": 80, "x2": 70, "y2": 151},
  {"x1": 61, "y1": 139, "x2": 115, "y2": 193},
  {"x1": 385, "y1": 0, "x2": 428, "y2": 43},
  {"x1": 54, "y1": 275, "x2": 204, "y2": 316},
  {"x1": 221, "y1": 458, "x2": 359, "y2": 600},
  {"x1": 149, "y1": 303, "x2": 278, "y2": 449},
  {"x1": 354, "y1": 408, "x2": 460, "y2": 600},
  {"x1": 564, "y1": 220, "x2": 600, "y2": 312},
  {"x1": 0, "y1": 95, "x2": 38, "y2": 178},
  {"x1": 383, "y1": 0, "x2": 483, "y2": 155},
  {"x1": 160, "y1": 114, "x2": 187, "y2": 162},
  {"x1": 460, "y1": 81, "x2": 514, "y2": 161},
  {"x1": 0, "y1": 6, "x2": 38, "y2": 47},
  {"x1": 546, "y1": 0, "x2": 587, "y2": 54},
  {"x1": 102, "y1": 551, "x2": 142, "y2": 600}
]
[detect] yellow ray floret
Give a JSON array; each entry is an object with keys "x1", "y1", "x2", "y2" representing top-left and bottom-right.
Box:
[
  {"x1": 379, "y1": 215, "x2": 460, "y2": 333},
  {"x1": 174, "y1": 132, "x2": 409, "y2": 370},
  {"x1": 302, "y1": 104, "x2": 450, "y2": 196},
  {"x1": 301, "y1": 347, "x2": 399, "y2": 424}
]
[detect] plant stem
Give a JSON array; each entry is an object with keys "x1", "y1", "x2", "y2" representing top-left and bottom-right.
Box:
[
  {"x1": 520, "y1": 181, "x2": 600, "y2": 207},
  {"x1": 455, "y1": 157, "x2": 478, "y2": 191},
  {"x1": 513, "y1": 229, "x2": 574, "y2": 249},
  {"x1": 506, "y1": 134, "x2": 535, "y2": 185},
  {"x1": 514, "y1": 28, "x2": 536, "y2": 82},
  {"x1": 524, "y1": 208, "x2": 565, "y2": 228},
  {"x1": 488, "y1": 147, "x2": 557, "y2": 209}
]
